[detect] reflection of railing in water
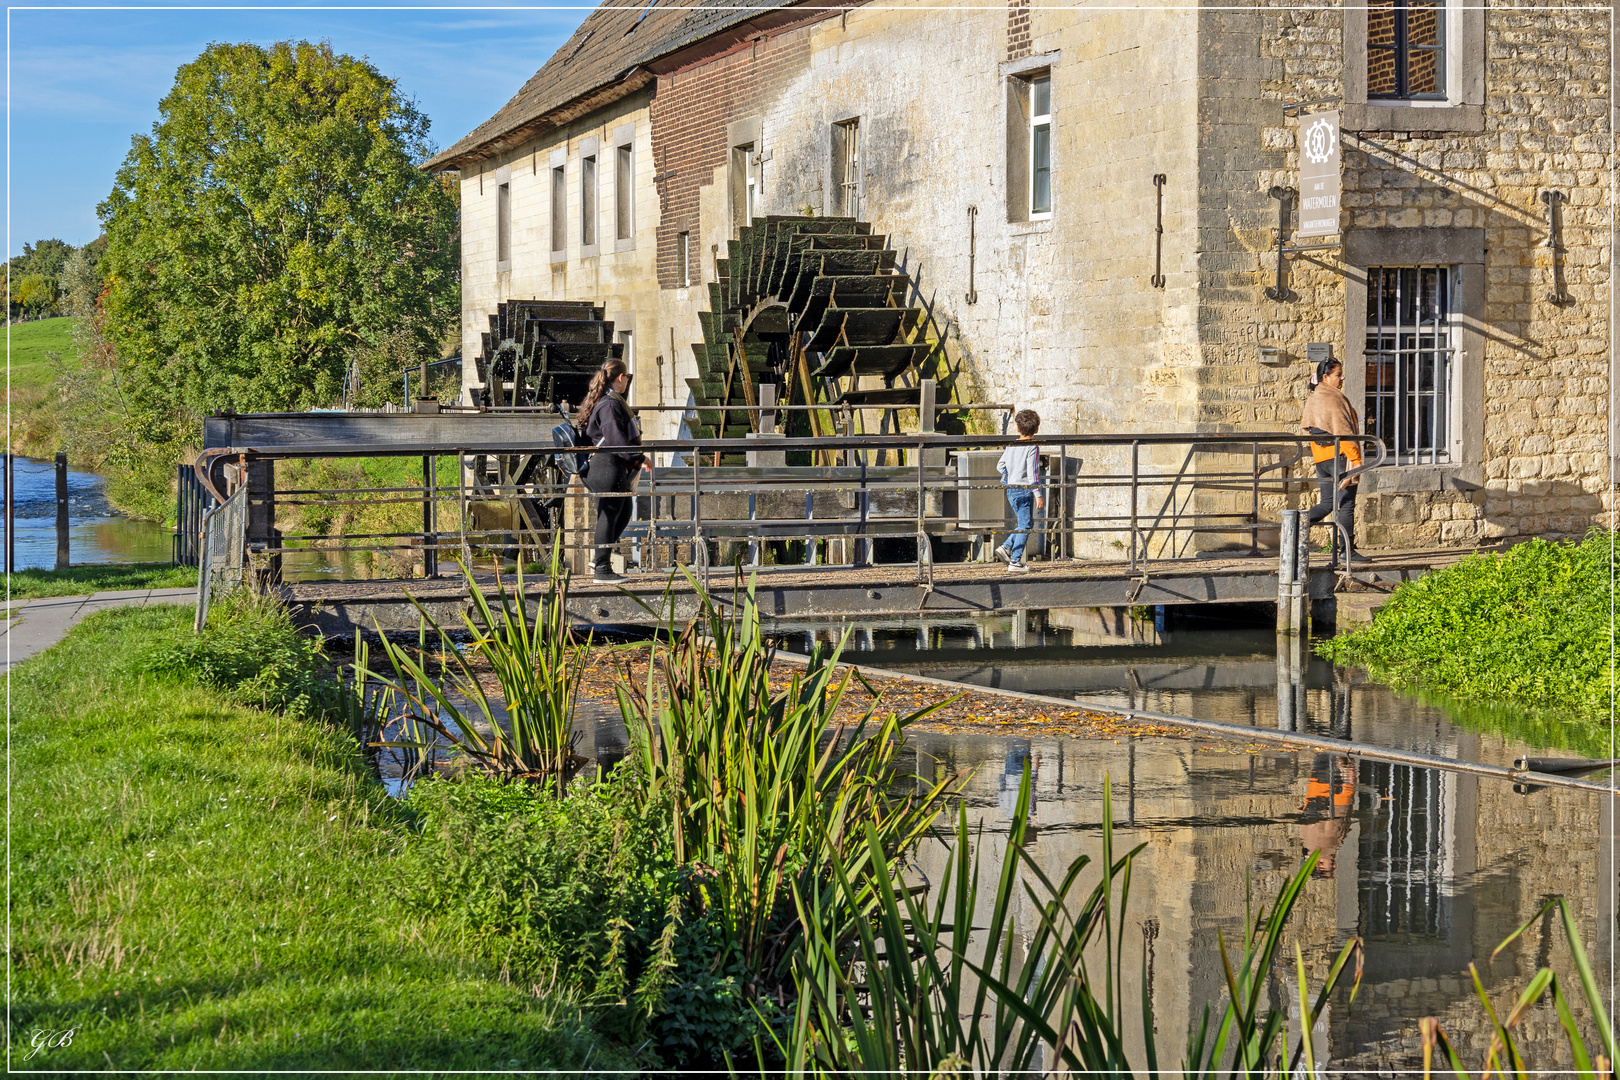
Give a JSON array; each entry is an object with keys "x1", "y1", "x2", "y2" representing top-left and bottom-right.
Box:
[{"x1": 194, "y1": 428, "x2": 1387, "y2": 578}]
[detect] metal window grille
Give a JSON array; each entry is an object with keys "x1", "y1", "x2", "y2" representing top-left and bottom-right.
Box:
[
  {"x1": 835, "y1": 120, "x2": 860, "y2": 218},
  {"x1": 1364, "y1": 265, "x2": 1454, "y2": 464},
  {"x1": 193, "y1": 484, "x2": 247, "y2": 631}
]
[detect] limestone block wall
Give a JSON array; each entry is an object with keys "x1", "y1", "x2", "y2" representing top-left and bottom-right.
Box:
[
  {"x1": 457, "y1": 93, "x2": 667, "y2": 417},
  {"x1": 1199, "y1": 2, "x2": 1611, "y2": 548}
]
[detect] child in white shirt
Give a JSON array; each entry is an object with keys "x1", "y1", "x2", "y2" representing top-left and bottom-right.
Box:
[{"x1": 995, "y1": 409, "x2": 1043, "y2": 571}]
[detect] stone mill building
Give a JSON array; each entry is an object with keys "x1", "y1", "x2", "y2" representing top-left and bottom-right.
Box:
[{"x1": 426, "y1": 0, "x2": 1613, "y2": 553}]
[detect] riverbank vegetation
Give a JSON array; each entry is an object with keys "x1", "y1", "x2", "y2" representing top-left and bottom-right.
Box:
[
  {"x1": 8, "y1": 40, "x2": 461, "y2": 526},
  {"x1": 1321, "y1": 530, "x2": 1616, "y2": 726},
  {"x1": 17, "y1": 568, "x2": 1616, "y2": 1072}
]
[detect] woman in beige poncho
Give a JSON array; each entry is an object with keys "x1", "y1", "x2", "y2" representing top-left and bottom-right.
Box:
[{"x1": 1300, "y1": 358, "x2": 1370, "y2": 567}]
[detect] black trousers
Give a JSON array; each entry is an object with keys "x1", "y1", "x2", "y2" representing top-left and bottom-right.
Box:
[
  {"x1": 585, "y1": 456, "x2": 635, "y2": 570},
  {"x1": 1306, "y1": 456, "x2": 1359, "y2": 558}
]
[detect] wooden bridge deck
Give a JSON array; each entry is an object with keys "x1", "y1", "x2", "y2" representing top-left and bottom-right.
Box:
[{"x1": 280, "y1": 545, "x2": 1489, "y2": 635}]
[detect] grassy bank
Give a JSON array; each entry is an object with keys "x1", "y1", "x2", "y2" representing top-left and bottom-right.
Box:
[
  {"x1": 1321, "y1": 530, "x2": 1616, "y2": 726},
  {"x1": 7, "y1": 317, "x2": 79, "y2": 460},
  {"x1": 10, "y1": 601, "x2": 634, "y2": 1073},
  {"x1": 8, "y1": 316, "x2": 78, "y2": 392},
  {"x1": 276, "y1": 455, "x2": 465, "y2": 578},
  {"x1": 6, "y1": 562, "x2": 196, "y2": 600}
]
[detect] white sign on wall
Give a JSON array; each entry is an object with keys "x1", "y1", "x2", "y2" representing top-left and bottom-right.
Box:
[{"x1": 1297, "y1": 110, "x2": 1341, "y2": 239}]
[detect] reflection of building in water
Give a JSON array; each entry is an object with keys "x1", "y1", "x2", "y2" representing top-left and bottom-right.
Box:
[
  {"x1": 904, "y1": 727, "x2": 1613, "y2": 1073},
  {"x1": 997, "y1": 740, "x2": 1039, "y2": 819}
]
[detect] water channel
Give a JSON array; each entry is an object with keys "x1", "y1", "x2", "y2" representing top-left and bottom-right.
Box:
[
  {"x1": 2, "y1": 456, "x2": 172, "y2": 569},
  {"x1": 568, "y1": 609, "x2": 1616, "y2": 1073}
]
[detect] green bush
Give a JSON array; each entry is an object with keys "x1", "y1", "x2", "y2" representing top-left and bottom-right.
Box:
[
  {"x1": 398, "y1": 767, "x2": 783, "y2": 1069},
  {"x1": 1320, "y1": 530, "x2": 1616, "y2": 720},
  {"x1": 139, "y1": 589, "x2": 333, "y2": 718}
]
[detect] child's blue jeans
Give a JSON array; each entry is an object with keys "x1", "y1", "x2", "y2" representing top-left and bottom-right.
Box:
[{"x1": 1005, "y1": 487, "x2": 1035, "y2": 562}]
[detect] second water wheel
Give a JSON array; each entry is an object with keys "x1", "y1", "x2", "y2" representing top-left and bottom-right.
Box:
[{"x1": 687, "y1": 215, "x2": 949, "y2": 460}]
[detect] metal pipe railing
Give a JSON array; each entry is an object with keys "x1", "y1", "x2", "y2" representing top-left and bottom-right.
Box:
[{"x1": 195, "y1": 430, "x2": 1386, "y2": 580}]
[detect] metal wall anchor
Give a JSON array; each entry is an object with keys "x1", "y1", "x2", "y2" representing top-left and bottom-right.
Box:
[
  {"x1": 1264, "y1": 185, "x2": 1296, "y2": 302},
  {"x1": 1151, "y1": 174, "x2": 1167, "y2": 288},
  {"x1": 965, "y1": 205, "x2": 979, "y2": 305},
  {"x1": 1540, "y1": 190, "x2": 1571, "y2": 304}
]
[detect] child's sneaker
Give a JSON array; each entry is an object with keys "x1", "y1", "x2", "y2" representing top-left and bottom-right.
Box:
[
  {"x1": 1007, "y1": 561, "x2": 1030, "y2": 573},
  {"x1": 994, "y1": 545, "x2": 1011, "y2": 564}
]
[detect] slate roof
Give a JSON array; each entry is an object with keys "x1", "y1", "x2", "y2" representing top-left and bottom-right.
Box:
[{"x1": 426, "y1": 0, "x2": 819, "y2": 171}]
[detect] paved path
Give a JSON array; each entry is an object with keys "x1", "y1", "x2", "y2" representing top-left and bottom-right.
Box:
[{"x1": 2, "y1": 588, "x2": 197, "y2": 674}]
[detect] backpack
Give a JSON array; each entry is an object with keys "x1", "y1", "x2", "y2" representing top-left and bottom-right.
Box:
[{"x1": 552, "y1": 419, "x2": 588, "y2": 477}]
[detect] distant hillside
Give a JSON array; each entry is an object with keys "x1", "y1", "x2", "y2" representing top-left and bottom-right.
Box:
[{"x1": 7, "y1": 317, "x2": 79, "y2": 392}]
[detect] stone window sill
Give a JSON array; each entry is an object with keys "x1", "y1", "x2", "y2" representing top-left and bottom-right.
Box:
[
  {"x1": 1343, "y1": 103, "x2": 1484, "y2": 134},
  {"x1": 1361, "y1": 462, "x2": 1483, "y2": 493}
]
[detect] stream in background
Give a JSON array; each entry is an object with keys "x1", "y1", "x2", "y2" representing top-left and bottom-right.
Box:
[{"x1": 1, "y1": 456, "x2": 171, "y2": 569}]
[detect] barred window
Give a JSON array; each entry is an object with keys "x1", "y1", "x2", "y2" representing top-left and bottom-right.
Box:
[
  {"x1": 1365, "y1": 265, "x2": 1454, "y2": 463},
  {"x1": 1368, "y1": 0, "x2": 1445, "y2": 99},
  {"x1": 832, "y1": 119, "x2": 860, "y2": 218}
]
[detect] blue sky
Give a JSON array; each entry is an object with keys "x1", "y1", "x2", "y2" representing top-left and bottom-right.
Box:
[{"x1": 6, "y1": 4, "x2": 594, "y2": 257}]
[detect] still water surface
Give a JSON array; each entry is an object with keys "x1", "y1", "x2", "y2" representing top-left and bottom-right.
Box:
[{"x1": 575, "y1": 612, "x2": 1615, "y2": 1073}]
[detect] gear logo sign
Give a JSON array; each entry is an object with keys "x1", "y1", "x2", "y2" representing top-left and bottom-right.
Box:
[{"x1": 1302, "y1": 117, "x2": 1336, "y2": 165}]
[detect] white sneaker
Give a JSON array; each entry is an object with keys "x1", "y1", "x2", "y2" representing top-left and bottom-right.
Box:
[
  {"x1": 1007, "y1": 561, "x2": 1030, "y2": 573},
  {"x1": 994, "y1": 545, "x2": 1011, "y2": 564}
]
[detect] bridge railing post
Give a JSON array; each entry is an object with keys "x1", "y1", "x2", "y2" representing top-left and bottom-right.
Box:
[{"x1": 1278, "y1": 509, "x2": 1300, "y2": 635}]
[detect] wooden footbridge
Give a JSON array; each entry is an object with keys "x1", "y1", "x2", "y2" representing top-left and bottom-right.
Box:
[
  {"x1": 184, "y1": 408, "x2": 1484, "y2": 636},
  {"x1": 279, "y1": 547, "x2": 1472, "y2": 636}
]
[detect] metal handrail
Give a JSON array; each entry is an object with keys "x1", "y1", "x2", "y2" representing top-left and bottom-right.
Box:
[{"x1": 195, "y1": 429, "x2": 1388, "y2": 583}]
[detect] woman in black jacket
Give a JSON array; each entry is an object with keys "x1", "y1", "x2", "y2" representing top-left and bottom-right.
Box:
[{"x1": 576, "y1": 358, "x2": 646, "y2": 583}]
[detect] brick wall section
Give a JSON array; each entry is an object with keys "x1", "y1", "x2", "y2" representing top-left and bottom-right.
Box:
[
  {"x1": 649, "y1": 29, "x2": 816, "y2": 290},
  {"x1": 1007, "y1": 0, "x2": 1031, "y2": 62}
]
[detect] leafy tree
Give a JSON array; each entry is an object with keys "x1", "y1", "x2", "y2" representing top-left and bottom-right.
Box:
[
  {"x1": 16, "y1": 238, "x2": 74, "y2": 282},
  {"x1": 59, "y1": 237, "x2": 108, "y2": 318},
  {"x1": 98, "y1": 40, "x2": 459, "y2": 415},
  {"x1": 13, "y1": 273, "x2": 58, "y2": 316}
]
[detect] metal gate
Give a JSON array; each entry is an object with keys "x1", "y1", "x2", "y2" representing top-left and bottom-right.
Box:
[
  {"x1": 194, "y1": 485, "x2": 247, "y2": 631},
  {"x1": 174, "y1": 464, "x2": 216, "y2": 567}
]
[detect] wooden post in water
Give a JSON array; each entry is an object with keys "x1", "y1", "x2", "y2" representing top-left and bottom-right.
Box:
[
  {"x1": 4, "y1": 453, "x2": 14, "y2": 576},
  {"x1": 54, "y1": 452, "x2": 69, "y2": 570}
]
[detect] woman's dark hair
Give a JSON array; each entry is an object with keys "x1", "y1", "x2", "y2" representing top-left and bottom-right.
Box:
[
  {"x1": 1310, "y1": 358, "x2": 1343, "y2": 388},
  {"x1": 576, "y1": 358, "x2": 629, "y2": 427},
  {"x1": 1014, "y1": 409, "x2": 1041, "y2": 436}
]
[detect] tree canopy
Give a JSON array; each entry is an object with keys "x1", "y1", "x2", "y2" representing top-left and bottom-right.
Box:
[{"x1": 98, "y1": 40, "x2": 459, "y2": 414}]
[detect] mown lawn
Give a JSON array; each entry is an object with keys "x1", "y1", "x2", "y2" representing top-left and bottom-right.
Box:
[
  {"x1": 6, "y1": 316, "x2": 78, "y2": 392},
  {"x1": 10, "y1": 604, "x2": 635, "y2": 1073},
  {"x1": 6, "y1": 562, "x2": 197, "y2": 600}
]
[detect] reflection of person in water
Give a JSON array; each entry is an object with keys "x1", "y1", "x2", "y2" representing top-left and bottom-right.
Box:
[
  {"x1": 999, "y1": 740, "x2": 1040, "y2": 819},
  {"x1": 1298, "y1": 754, "x2": 1355, "y2": 878}
]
